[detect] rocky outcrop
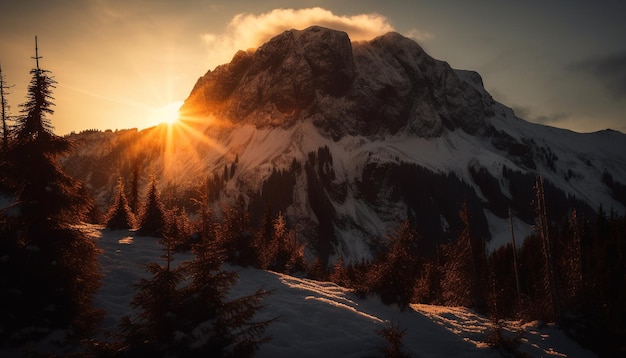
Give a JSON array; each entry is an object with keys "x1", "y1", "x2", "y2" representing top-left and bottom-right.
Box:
[{"x1": 181, "y1": 26, "x2": 495, "y2": 139}]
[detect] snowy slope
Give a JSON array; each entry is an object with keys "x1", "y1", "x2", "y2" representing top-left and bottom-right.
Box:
[
  {"x1": 61, "y1": 27, "x2": 626, "y2": 262},
  {"x1": 91, "y1": 228, "x2": 596, "y2": 357}
]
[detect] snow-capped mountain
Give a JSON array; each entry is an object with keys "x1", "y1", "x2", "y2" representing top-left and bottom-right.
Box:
[{"x1": 63, "y1": 26, "x2": 626, "y2": 263}]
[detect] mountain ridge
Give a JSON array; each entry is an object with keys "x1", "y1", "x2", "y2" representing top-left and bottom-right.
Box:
[
  {"x1": 180, "y1": 26, "x2": 494, "y2": 139},
  {"x1": 62, "y1": 26, "x2": 626, "y2": 263}
]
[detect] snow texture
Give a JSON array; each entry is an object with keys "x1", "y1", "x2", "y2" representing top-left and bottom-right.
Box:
[{"x1": 89, "y1": 228, "x2": 595, "y2": 357}]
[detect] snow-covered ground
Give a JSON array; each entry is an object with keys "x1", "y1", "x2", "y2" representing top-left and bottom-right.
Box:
[{"x1": 92, "y1": 228, "x2": 596, "y2": 357}]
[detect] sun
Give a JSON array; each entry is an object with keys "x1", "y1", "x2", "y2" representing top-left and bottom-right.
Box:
[{"x1": 152, "y1": 100, "x2": 184, "y2": 126}]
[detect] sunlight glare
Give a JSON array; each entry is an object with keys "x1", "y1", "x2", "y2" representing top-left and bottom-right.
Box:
[{"x1": 152, "y1": 100, "x2": 184, "y2": 126}]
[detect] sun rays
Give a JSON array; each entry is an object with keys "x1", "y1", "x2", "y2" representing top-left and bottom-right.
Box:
[
  {"x1": 137, "y1": 104, "x2": 231, "y2": 184},
  {"x1": 151, "y1": 100, "x2": 184, "y2": 126}
]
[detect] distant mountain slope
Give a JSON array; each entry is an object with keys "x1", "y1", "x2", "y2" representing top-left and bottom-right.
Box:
[{"x1": 62, "y1": 26, "x2": 626, "y2": 263}]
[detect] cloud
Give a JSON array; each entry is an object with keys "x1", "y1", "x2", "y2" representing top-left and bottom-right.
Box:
[
  {"x1": 404, "y1": 28, "x2": 434, "y2": 42},
  {"x1": 511, "y1": 105, "x2": 572, "y2": 126},
  {"x1": 572, "y1": 51, "x2": 626, "y2": 99},
  {"x1": 201, "y1": 7, "x2": 396, "y2": 70}
]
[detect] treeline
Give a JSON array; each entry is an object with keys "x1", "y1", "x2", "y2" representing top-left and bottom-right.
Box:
[
  {"x1": 104, "y1": 166, "x2": 625, "y2": 356},
  {"x1": 326, "y1": 199, "x2": 626, "y2": 356}
]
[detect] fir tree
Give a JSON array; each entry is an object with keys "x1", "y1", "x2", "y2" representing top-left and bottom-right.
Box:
[
  {"x1": 217, "y1": 200, "x2": 257, "y2": 266},
  {"x1": 441, "y1": 202, "x2": 483, "y2": 308},
  {"x1": 268, "y1": 211, "x2": 306, "y2": 274},
  {"x1": 178, "y1": 237, "x2": 273, "y2": 357},
  {"x1": 0, "y1": 62, "x2": 13, "y2": 151},
  {"x1": 367, "y1": 222, "x2": 421, "y2": 310},
  {"x1": 378, "y1": 322, "x2": 412, "y2": 358},
  {"x1": 118, "y1": 199, "x2": 273, "y2": 356},
  {"x1": 534, "y1": 174, "x2": 560, "y2": 319},
  {"x1": 0, "y1": 37, "x2": 102, "y2": 347},
  {"x1": 442, "y1": 203, "x2": 481, "y2": 307},
  {"x1": 118, "y1": 236, "x2": 186, "y2": 356},
  {"x1": 105, "y1": 177, "x2": 135, "y2": 230},
  {"x1": 136, "y1": 174, "x2": 167, "y2": 237},
  {"x1": 129, "y1": 159, "x2": 140, "y2": 215}
]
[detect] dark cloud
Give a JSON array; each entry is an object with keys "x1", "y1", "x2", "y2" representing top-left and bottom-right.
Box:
[
  {"x1": 511, "y1": 105, "x2": 572, "y2": 126},
  {"x1": 572, "y1": 51, "x2": 626, "y2": 99}
]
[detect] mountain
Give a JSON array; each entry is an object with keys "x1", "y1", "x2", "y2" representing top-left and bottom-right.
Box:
[{"x1": 62, "y1": 26, "x2": 626, "y2": 264}]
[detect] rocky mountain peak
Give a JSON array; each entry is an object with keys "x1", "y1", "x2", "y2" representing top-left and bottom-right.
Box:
[{"x1": 181, "y1": 26, "x2": 495, "y2": 139}]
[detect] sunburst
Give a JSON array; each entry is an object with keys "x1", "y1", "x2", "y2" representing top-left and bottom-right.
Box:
[{"x1": 152, "y1": 100, "x2": 183, "y2": 126}]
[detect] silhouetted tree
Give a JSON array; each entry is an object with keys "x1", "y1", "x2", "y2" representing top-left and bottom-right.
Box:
[
  {"x1": 217, "y1": 200, "x2": 256, "y2": 266},
  {"x1": 441, "y1": 202, "x2": 483, "y2": 308},
  {"x1": 366, "y1": 222, "x2": 421, "y2": 310},
  {"x1": 136, "y1": 174, "x2": 167, "y2": 237},
  {"x1": 0, "y1": 62, "x2": 13, "y2": 151},
  {"x1": 0, "y1": 37, "x2": 102, "y2": 347},
  {"x1": 118, "y1": 236, "x2": 186, "y2": 356},
  {"x1": 378, "y1": 322, "x2": 412, "y2": 358},
  {"x1": 178, "y1": 233, "x2": 273, "y2": 357},
  {"x1": 105, "y1": 177, "x2": 135, "y2": 230},
  {"x1": 534, "y1": 174, "x2": 560, "y2": 319},
  {"x1": 129, "y1": 159, "x2": 140, "y2": 214}
]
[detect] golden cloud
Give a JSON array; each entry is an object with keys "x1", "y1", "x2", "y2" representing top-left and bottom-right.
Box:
[{"x1": 201, "y1": 7, "x2": 396, "y2": 70}]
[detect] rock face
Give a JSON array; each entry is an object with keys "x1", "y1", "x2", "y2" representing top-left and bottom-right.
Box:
[
  {"x1": 62, "y1": 26, "x2": 626, "y2": 264},
  {"x1": 181, "y1": 26, "x2": 494, "y2": 139}
]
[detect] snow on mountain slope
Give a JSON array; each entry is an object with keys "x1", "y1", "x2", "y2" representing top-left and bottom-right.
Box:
[
  {"x1": 91, "y1": 228, "x2": 596, "y2": 357},
  {"x1": 62, "y1": 26, "x2": 626, "y2": 263}
]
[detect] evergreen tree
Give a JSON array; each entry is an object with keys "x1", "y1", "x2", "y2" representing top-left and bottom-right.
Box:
[
  {"x1": 441, "y1": 202, "x2": 483, "y2": 308},
  {"x1": 268, "y1": 211, "x2": 306, "y2": 274},
  {"x1": 0, "y1": 37, "x2": 103, "y2": 347},
  {"x1": 329, "y1": 256, "x2": 350, "y2": 287},
  {"x1": 0, "y1": 62, "x2": 13, "y2": 151},
  {"x1": 378, "y1": 322, "x2": 412, "y2": 358},
  {"x1": 178, "y1": 236, "x2": 273, "y2": 357},
  {"x1": 217, "y1": 200, "x2": 257, "y2": 266},
  {"x1": 129, "y1": 159, "x2": 140, "y2": 215},
  {"x1": 136, "y1": 174, "x2": 167, "y2": 237},
  {"x1": 105, "y1": 177, "x2": 136, "y2": 230},
  {"x1": 367, "y1": 222, "x2": 421, "y2": 310},
  {"x1": 118, "y1": 199, "x2": 273, "y2": 356},
  {"x1": 534, "y1": 174, "x2": 560, "y2": 319},
  {"x1": 118, "y1": 236, "x2": 186, "y2": 356},
  {"x1": 255, "y1": 203, "x2": 275, "y2": 269}
]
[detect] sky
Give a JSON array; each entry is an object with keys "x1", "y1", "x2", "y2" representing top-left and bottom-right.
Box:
[{"x1": 1, "y1": 0, "x2": 625, "y2": 135}]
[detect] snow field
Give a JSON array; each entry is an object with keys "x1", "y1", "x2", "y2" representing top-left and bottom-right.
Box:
[{"x1": 95, "y1": 228, "x2": 596, "y2": 357}]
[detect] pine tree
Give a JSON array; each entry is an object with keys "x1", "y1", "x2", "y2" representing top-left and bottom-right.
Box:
[
  {"x1": 268, "y1": 211, "x2": 306, "y2": 274},
  {"x1": 129, "y1": 159, "x2": 140, "y2": 215},
  {"x1": 118, "y1": 236, "x2": 186, "y2": 356},
  {"x1": 255, "y1": 203, "x2": 275, "y2": 269},
  {"x1": 0, "y1": 62, "x2": 13, "y2": 151},
  {"x1": 441, "y1": 202, "x2": 482, "y2": 308},
  {"x1": 217, "y1": 200, "x2": 257, "y2": 266},
  {"x1": 178, "y1": 237, "x2": 273, "y2": 357},
  {"x1": 0, "y1": 37, "x2": 103, "y2": 346},
  {"x1": 367, "y1": 222, "x2": 421, "y2": 310},
  {"x1": 105, "y1": 177, "x2": 135, "y2": 230},
  {"x1": 534, "y1": 174, "x2": 560, "y2": 319},
  {"x1": 378, "y1": 322, "x2": 412, "y2": 358},
  {"x1": 136, "y1": 174, "x2": 167, "y2": 237},
  {"x1": 118, "y1": 197, "x2": 273, "y2": 356}
]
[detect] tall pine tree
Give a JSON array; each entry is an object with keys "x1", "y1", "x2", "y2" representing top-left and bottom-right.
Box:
[
  {"x1": 0, "y1": 62, "x2": 13, "y2": 151},
  {"x1": 0, "y1": 37, "x2": 102, "y2": 347},
  {"x1": 136, "y1": 174, "x2": 167, "y2": 237},
  {"x1": 105, "y1": 176, "x2": 136, "y2": 230}
]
